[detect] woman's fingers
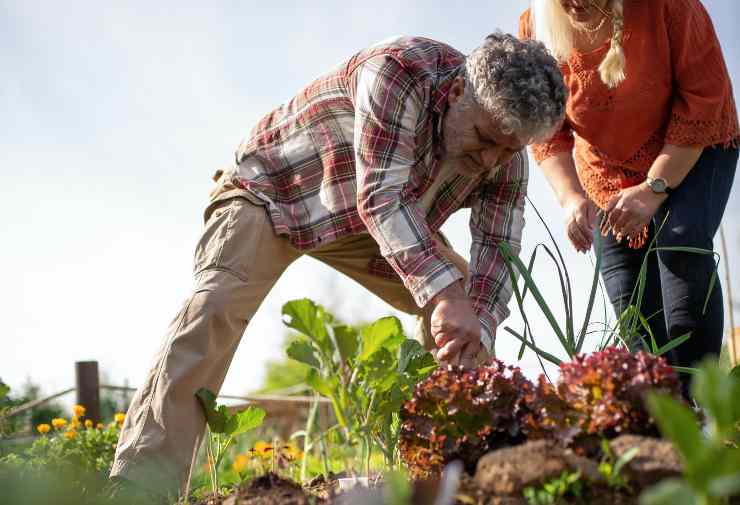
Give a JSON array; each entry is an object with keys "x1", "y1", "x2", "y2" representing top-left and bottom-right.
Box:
[{"x1": 568, "y1": 221, "x2": 590, "y2": 252}]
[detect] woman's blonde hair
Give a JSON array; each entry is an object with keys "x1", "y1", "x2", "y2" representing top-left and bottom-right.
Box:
[{"x1": 531, "y1": 0, "x2": 626, "y2": 88}]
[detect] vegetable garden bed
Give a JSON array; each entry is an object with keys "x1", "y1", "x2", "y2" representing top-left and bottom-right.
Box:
[{"x1": 2, "y1": 299, "x2": 739, "y2": 505}]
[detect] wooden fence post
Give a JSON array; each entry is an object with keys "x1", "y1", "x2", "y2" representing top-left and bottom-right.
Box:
[{"x1": 75, "y1": 361, "x2": 101, "y2": 424}]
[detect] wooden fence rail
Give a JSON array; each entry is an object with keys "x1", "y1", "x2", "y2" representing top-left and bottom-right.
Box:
[{"x1": 5, "y1": 361, "x2": 328, "y2": 421}]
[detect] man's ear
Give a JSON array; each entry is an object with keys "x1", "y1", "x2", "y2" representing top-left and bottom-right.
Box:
[{"x1": 447, "y1": 76, "x2": 466, "y2": 106}]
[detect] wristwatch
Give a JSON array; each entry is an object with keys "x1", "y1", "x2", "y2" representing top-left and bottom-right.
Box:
[{"x1": 646, "y1": 176, "x2": 673, "y2": 195}]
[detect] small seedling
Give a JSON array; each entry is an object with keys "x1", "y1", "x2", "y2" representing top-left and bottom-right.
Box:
[{"x1": 195, "y1": 388, "x2": 266, "y2": 498}]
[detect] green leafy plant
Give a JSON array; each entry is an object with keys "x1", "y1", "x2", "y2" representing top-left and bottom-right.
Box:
[
  {"x1": 282, "y1": 298, "x2": 436, "y2": 477},
  {"x1": 598, "y1": 439, "x2": 638, "y2": 491},
  {"x1": 0, "y1": 411, "x2": 124, "y2": 502},
  {"x1": 195, "y1": 388, "x2": 266, "y2": 498},
  {"x1": 0, "y1": 380, "x2": 10, "y2": 435},
  {"x1": 383, "y1": 468, "x2": 414, "y2": 505},
  {"x1": 0, "y1": 379, "x2": 65, "y2": 438},
  {"x1": 641, "y1": 360, "x2": 740, "y2": 505},
  {"x1": 399, "y1": 359, "x2": 532, "y2": 479},
  {"x1": 523, "y1": 470, "x2": 584, "y2": 505}
]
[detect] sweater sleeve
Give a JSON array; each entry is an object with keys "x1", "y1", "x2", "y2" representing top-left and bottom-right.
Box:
[
  {"x1": 518, "y1": 9, "x2": 575, "y2": 163},
  {"x1": 664, "y1": 0, "x2": 739, "y2": 147}
]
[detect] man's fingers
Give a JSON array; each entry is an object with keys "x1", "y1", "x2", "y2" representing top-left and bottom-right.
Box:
[
  {"x1": 434, "y1": 332, "x2": 452, "y2": 348},
  {"x1": 437, "y1": 338, "x2": 467, "y2": 363}
]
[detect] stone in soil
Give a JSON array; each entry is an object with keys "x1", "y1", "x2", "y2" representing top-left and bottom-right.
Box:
[
  {"x1": 608, "y1": 435, "x2": 682, "y2": 491},
  {"x1": 474, "y1": 440, "x2": 604, "y2": 496}
]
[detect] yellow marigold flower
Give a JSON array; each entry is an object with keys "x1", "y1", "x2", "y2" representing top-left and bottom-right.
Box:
[
  {"x1": 280, "y1": 443, "x2": 303, "y2": 462},
  {"x1": 64, "y1": 430, "x2": 77, "y2": 440},
  {"x1": 37, "y1": 424, "x2": 51, "y2": 435},
  {"x1": 253, "y1": 441, "x2": 273, "y2": 458},
  {"x1": 73, "y1": 404, "x2": 86, "y2": 418},
  {"x1": 51, "y1": 418, "x2": 67, "y2": 429},
  {"x1": 232, "y1": 454, "x2": 249, "y2": 474},
  {"x1": 114, "y1": 412, "x2": 126, "y2": 424},
  {"x1": 84, "y1": 419, "x2": 94, "y2": 429},
  {"x1": 70, "y1": 416, "x2": 81, "y2": 429}
]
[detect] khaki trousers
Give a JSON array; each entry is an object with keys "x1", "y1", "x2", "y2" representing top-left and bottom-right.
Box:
[{"x1": 109, "y1": 197, "x2": 470, "y2": 498}]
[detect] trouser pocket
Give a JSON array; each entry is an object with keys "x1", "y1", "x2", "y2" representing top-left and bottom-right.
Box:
[{"x1": 193, "y1": 198, "x2": 267, "y2": 280}]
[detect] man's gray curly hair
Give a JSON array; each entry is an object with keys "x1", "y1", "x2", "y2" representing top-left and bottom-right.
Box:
[{"x1": 463, "y1": 31, "x2": 567, "y2": 143}]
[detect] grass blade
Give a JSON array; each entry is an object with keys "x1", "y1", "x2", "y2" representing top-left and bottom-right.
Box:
[
  {"x1": 577, "y1": 230, "x2": 603, "y2": 353},
  {"x1": 503, "y1": 326, "x2": 562, "y2": 366},
  {"x1": 499, "y1": 241, "x2": 570, "y2": 353}
]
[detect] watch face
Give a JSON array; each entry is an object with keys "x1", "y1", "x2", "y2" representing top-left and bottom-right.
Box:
[{"x1": 649, "y1": 178, "x2": 667, "y2": 193}]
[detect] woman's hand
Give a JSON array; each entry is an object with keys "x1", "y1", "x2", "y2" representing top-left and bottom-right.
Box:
[
  {"x1": 604, "y1": 183, "x2": 667, "y2": 240},
  {"x1": 563, "y1": 195, "x2": 599, "y2": 253}
]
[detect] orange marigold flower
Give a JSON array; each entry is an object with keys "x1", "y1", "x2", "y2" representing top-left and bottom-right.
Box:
[
  {"x1": 73, "y1": 404, "x2": 86, "y2": 418},
  {"x1": 253, "y1": 441, "x2": 273, "y2": 458},
  {"x1": 64, "y1": 430, "x2": 77, "y2": 440},
  {"x1": 70, "y1": 416, "x2": 81, "y2": 429},
  {"x1": 232, "y1": 454, "x2": 249, "y2": 473},
  {"x1": 51, "y1": 418, "x2": 67, "y2": 429},
  {"x1": 37, "y1": 424, "x2": 51, "y2": 435},
  {"x1": 280, "y1": 443, "x2": 303, "y2": 461}
]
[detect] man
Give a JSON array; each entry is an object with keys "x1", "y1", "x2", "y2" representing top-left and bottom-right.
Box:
[{"x1": 110, "y1": 32, "x2": 566, "y2": 499}]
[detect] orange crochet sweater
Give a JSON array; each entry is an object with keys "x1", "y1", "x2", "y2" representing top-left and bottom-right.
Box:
[{"x1": 520, "y1": 0, "x2": 739, "y2": 211}]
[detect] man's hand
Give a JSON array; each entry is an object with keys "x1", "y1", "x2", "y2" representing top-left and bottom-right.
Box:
[{"x1": 429, "y1": 283, "x2": 481, "y2": 367}]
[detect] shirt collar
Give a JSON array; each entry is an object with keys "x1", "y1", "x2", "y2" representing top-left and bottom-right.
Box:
[{"x1": 431, "y1": 65, "x2": 463, "y2": 160}]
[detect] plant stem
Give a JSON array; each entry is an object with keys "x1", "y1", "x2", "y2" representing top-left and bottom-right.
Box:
[
  {"x1": 720, "y1": 225, "x2": 738, "y2": 367},
  {"x1": 365, "y1": 436, "x2": 372, "y2": 479},
  {"x1": 301, "y1": 395, "x2": 321, "y2": 483},
  {"x1": 205, "y1": 431, "x2": 217, "y2": 497}
]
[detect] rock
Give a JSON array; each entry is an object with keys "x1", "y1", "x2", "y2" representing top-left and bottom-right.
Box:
[
  {"x1": 609, "y1": 435, "x2": 682, "y2": 490},
  {"x1": 474, "y1": 440, "x2": 604, "y2": 495}
]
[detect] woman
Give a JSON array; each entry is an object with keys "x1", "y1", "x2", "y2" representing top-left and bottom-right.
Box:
[{"x1": 519, "y1": 0, "x2": 739, "y2": 389}]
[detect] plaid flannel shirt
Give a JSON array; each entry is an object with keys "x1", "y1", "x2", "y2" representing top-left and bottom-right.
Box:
[{"x1": 212, "y1": 36, "x2": 527, "y2": 350}]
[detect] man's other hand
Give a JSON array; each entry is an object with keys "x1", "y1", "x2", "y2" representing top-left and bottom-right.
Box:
[{"x1": 429, "y1": 283, "x2": 481, "y2": 368}]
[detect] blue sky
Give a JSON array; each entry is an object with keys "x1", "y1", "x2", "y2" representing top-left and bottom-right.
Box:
[{"x1": 3, "y1": 1, "x2": 739, "y2": 400}]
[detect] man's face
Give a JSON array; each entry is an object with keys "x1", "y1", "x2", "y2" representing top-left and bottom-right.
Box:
[{"x1": 442, "y1": 78, "x2": 525, "y2": 178}]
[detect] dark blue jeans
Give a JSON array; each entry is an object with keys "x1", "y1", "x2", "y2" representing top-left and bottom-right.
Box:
[{"x1": 597, "y1": 146, "x2": 738, "y2": 376}]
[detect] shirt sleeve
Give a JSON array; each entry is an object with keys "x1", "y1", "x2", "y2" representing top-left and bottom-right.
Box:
[
  {"x1": 664, "y1": 0, "x2": 739, "y2": 147},
  {"x1": 466, "y1": 150, "x2": 528, "y2": 352},
  {"x1": 518, "y1": 8, "x2": 575, "y2": 163},
  {"x1": 353, "y1": 55, "x2": 464, "y2": 308}
]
